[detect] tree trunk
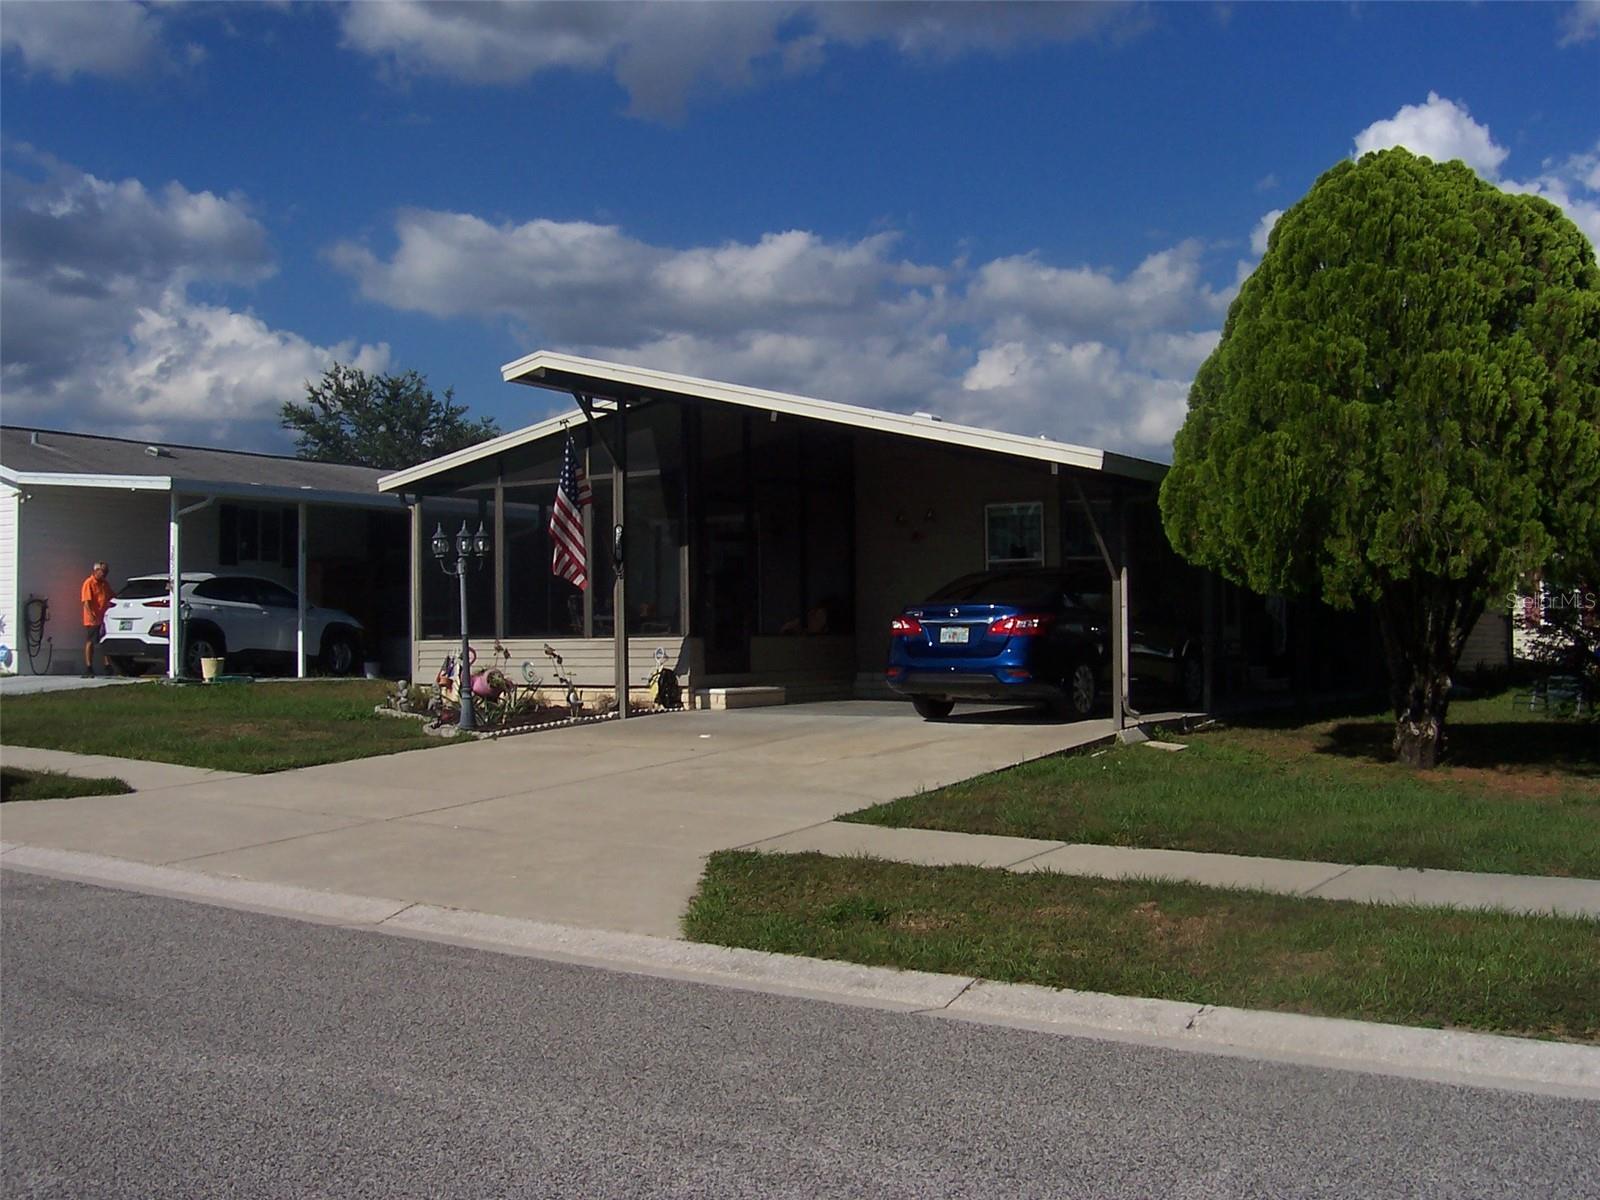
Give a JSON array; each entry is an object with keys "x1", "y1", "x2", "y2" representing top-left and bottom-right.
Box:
[{"x1": 1376, "y1": 579, "x2": 1485, "y2": 770}]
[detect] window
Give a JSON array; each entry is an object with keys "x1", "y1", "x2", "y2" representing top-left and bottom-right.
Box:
[
  {"x1": 985, "y1": 502, "x2": 1044, "y2": 569},
  {"x1": 256, "y1": 580, "x2": 298, "y2": 608},
  {"x1": 194, "y1": 578, "x2": 253, "y2": 603},
  {"x1": 219, "y1": 505, "x2": 297, "y2": 569}
]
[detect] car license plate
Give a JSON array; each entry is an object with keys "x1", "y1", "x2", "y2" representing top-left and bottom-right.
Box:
[
  {"x1": 939, "y1": 625, "x2": 969, "y2": 645},
  {"x1": 118, "y1": 619, "x2": 133, "y2": 632}
]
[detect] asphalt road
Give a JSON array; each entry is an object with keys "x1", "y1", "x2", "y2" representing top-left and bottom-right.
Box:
[{"x1": 3, "y1": 871, "x2": 1597, "y2": 1199}]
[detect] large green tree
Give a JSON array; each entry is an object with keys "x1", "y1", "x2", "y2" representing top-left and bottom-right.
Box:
[
  {"x1": 282, "y1": 364, "x2": 500, "y2": 469},
  {"x1": 1160, "y1": 147, "x2": 1600, "y2": 768}
]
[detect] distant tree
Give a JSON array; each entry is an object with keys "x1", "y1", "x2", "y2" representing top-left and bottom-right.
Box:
[
  {"x1": 282, "y1": 364, "x2": 500, "y2": 469},
  {"x1": 1159, "y1": 147, "x2": 1600, "y2": 768}
]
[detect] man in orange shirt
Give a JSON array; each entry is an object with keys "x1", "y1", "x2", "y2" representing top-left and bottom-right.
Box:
[{"x1": 80, "y1": 561, "x2": 114, "y2": 677}]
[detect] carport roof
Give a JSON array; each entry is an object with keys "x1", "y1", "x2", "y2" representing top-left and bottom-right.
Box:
[
  {"x1": 377, "y1": 351, "x2": 1168, "y2": 492},
  {"x1": 0, "y1": 426, "x2": 400, "y2": 509}
]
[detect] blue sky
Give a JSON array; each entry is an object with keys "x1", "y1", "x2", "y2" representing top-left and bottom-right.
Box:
[{"x1": 3, "y1": 1, "x2": 1597, "y2": 461}]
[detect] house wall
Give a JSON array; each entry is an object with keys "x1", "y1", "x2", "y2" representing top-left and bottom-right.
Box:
[
  {"x1": 412, "y1": 634, "x2": 696, "y2": 698},
  {"x1": 1460, "y1": 609, "x2": 1511, "y2": 673},
  {"x1": 0, "y1": 483, "x2": 18, "y2": 673},
  {"x1": 852, "y1": 434, "x2": 1063, "y2": 684},
  {"x1": 12, "y1": 487, "x2": 170, "y2": 674}
]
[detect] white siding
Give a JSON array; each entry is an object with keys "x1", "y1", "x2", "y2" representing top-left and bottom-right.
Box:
[
  {"x1": 13, "y1": 487, "x2": 170, "y2": 674},
  {"x1": 1460, "y1": 610, "x2": 1510, "y2": 673},
  {"x1": 413, "y1": 635, "x2": 693, "y2": 696},
  {"x1": 0, "y1": 484, "x2": 18, "y2": 674}
]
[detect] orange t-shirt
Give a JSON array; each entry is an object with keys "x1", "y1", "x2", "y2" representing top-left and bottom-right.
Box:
[{"x1": 81, "y1": 575, "x2": 114, "y2": 627}]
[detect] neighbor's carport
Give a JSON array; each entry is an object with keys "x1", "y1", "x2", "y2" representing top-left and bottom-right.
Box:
[{"x1": 0, "y1": 427, "x2": 408, "y2": 678}]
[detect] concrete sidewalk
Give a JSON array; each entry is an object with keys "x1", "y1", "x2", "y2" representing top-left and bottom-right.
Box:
[
  {"x1": 1, "y1": 745, "x2": 243, "y2": 792},
  {"x1": 746, "y1": 822, "x2": 1600, "y2": 919},
  {"x1": 0, "y1": 701, "x2": 1118, "y2": 937}
]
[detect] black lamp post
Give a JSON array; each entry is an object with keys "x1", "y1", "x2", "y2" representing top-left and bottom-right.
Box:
[{"x1": 431, "y1": 519, "x2": 490, "y2": 731}]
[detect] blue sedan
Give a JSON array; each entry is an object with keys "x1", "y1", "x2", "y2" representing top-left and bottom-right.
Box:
[{"x1": 885, "y1": 569, "x2": 1112, "y2": 720}]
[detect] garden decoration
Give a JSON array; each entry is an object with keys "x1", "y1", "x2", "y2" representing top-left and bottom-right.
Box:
[{"x1": 543, "y1": 643, "x2": 582, "y2": 715}]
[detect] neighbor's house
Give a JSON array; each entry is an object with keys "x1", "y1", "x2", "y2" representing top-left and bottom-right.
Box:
[
  {"x1": 378, "y1": 352, "x2": 1389, "y2": 709},
  {"x1": 0, "y1": 427, "x2": 409, "y2": 676}
]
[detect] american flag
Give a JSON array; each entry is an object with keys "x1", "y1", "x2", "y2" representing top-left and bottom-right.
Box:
[{"x1": 550, "y1": 434, "x2": 592, "y2": 590}]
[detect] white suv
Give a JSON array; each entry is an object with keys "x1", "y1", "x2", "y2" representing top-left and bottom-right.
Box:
[{"x1": 99, "y1": 573, "x2": 364, "y2": 678}]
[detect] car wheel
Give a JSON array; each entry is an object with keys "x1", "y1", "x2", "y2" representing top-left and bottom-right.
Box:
[
  {"x1": 108, "y1": 657, "x2": 148, "y2": 677},
  {"x1": 1058, "y1": 662, "x2": 1097, "y2": 719},
  {"x1": 911, "y1": 695, "x2": 955, "y2": 720},
  {"x1": 183, "y1": 630, "x2": 224, "y2": 678},
  {"x1": 321, "y1": 632, "x2": 359, "y2": 677}
]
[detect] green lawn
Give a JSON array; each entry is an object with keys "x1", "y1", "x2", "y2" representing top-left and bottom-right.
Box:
[
  {"x1": 686, "y1": 851, "x2": 1600, "y2": 1042},
  {"x1": 1, "y1": 767, "x2": 132, "y2": 803},
  {"x1": 844, "y1": 691, "x2": 1600, "y2": 877},
  {"x1": 0, "y1": 680, "x2": 454, "y2": 773}
]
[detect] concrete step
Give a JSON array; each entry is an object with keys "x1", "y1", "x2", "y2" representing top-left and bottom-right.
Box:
[{"x1": 693, "y1": 686, "x2": 787, "y2": 710}]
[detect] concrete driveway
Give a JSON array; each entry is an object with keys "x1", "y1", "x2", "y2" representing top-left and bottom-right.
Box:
[{"x1": 0, "y1": 701, "x2": 1116, "y2": 937}]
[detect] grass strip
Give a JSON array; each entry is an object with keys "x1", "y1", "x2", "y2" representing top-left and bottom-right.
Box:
[
  {"x1": 686, "y1": 850, "x2": 1600, "y2": 1042},
  {"x1": 844, "y1": 693, "x2": 1600, "y2": 878},
  {"x1": 0, "y1": 681, "x2": 453, "y2": 773},
  {"x1": 1, "y1": 768, "x2": 132, "y2": 803}
]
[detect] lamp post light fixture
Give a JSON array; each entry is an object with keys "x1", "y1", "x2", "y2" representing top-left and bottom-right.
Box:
[{"x1": 431, "y1": 519, "x2": 490, "y2": 732}]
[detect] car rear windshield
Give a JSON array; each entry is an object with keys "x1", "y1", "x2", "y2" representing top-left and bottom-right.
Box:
[
  {"x1": 117, "y1": 578, "x2": 170, "y2": 599},
  {"x1": 929, "y1": 573, "x2": 1061, "y2": 605},
  {"x1": 928, "y1": 572, "x2": 1111, "y2": 611}
]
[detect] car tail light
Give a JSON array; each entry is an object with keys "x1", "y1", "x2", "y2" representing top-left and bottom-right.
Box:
[
  {"x1": 885, "y1": 666, "x2": 906, "y2": 680},
  {"x1": 143, "y1": 599, "x2": 172, "y2": 608},
  {"x1": 149, "y1": 621, "x2": 169, "y2": 638},
  {"x1": 989, "y1": 613, "x2": 1054, "y2": 637},
  {"x1": 890, "y1": 616, "x2": 924, "y2": 637}
]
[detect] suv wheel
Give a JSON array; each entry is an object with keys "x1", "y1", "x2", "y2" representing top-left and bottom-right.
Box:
[
  {"x1": 911, "y1": 695, "x2": 955, "y2": 720},
  {"x1": 183, "y1": 629, "x2": 225, "y2": 678},
  {"x1": 322, "y1": 631, "x2": 359, "y2": 677}
]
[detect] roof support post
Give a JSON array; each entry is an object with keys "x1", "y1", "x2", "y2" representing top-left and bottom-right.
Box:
[
  {"x1": 296, "y1": 502, "x2": 308, "y2": 679},
  {"x1": 612, "y1": 395, "x2": 629, "y2": 719},
  {"x1": 168, "y1": 491, "x2": 181, "y2": 680},
  {"x1": 1070, "y1": 478, "x2": 1125, "y2": 736},
  {"x1": 572, "y1": 390, "x2": 631, "y2": 718}
]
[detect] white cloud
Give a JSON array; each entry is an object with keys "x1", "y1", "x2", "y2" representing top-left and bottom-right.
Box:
[
  {"x1": 1, "y1": 152, "x2": 387, "y2": 445},
  {"x1": 1249, "y1": 209, "x2": 1282, "y2": 257},
  {"x1": 967, "y1": 241, "x2": 1224, "y2": 343},
  {"x1": 339, "y1": 0, "x2": 1133, "y2": 120},
  {"x1": 958, "y1": 339, "x2": 1198, "y2": 450},
  {"x1": 0, "y1": 0, "x2": 165, "y2": 79},
  {"x1": 331, "y1": 213, "x2": 949, "y2": 350},
  {"x1": 1501, "y1": 143, "x2": 1600, "y2": 246},
  {"x1": 1558, "y1": 0, "x2": 1600, "y2": 46},
  {"x1": 1353, "y1": 91, "x2": 1509, "y2": 177},
  {"x1": 1354, "y1": 95, "x2": 1600, "y2": 246},
  {"x1": 331, "y1": 206, "x2": 1225, "y2": 456}
]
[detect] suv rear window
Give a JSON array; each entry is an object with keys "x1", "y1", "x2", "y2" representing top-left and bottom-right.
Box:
[{"x1": 118, "y1": 578, "x2": 170, "y2": 599}]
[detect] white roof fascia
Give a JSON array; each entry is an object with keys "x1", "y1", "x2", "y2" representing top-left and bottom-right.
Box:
[
  {"x1": 502, "y1": 351, "x2": 1168, "y2": 483},
  {"x1": 0, "y1": 467, "x2": 173, "y2": 491},
  {"x1": 378, "y1": 410, "x2": 586, "y2": 493},
  {"x1": 172, "y1": 478, "x2": 400, "y2": 510},
  {"x1": 0, "y1": 467, "x2": 398, "y2": 509},
  {"x1": 381, "y1": 351, "x2": 1168, "y2": 492}
]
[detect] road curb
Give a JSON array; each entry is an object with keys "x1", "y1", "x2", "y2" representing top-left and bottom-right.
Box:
[{"x1": 4, "y1": 842, "x2": 1597, "y2": 1100}]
